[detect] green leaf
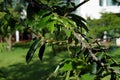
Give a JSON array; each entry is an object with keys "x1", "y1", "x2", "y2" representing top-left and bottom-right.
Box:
[
  {"x1": 60, "y1": 62, "x2": 73, "y2": 71},
  {"x1": 79, "y1": 21, "x2": 89, "y2": 32},
  {"x1": 62, "y1": 17, "x2": 71, "y2": 28},
  {"x1": 65, "y1": 71, "x2": 70, "y2": 80},
  {"x1": 0, "y1": 0, "x2": 2, "y2": 3},
  {"x1": 98, "y1": 52, "x2": 105, "y2": 60},
  {"x1": 47, "y1": 21, "x2": 56, "y2": 33},
  {"x1": 38, "y1": 42, "x2": 46, "y2": 61},
  {"x1": 80, "y1": 64, "x2": 93, "y2": 75},
  {"x1": 68, "y1": 14, "x2": 88, "y2": 32},
  {"x1": 91, "y1": 62, "x2": 97, "y2": 74},
  {"x1": 67, "y1": 18, "x2": 77, "y2": 28},
  {"x1": 80, "y1": 73, "x2": 95, "y2": 80},
  {"x1": 0, "y1": 12, "x2": 6, "y2": 19},
  {"x1": 39, "y1": 14, "x2": 52, "y2": 28},
  {"x1": 64, "y1": 29, "x2": 72, "y2": 38},
  {"x1": 26, "y1": 39, "x2": 40, "y2": 64},
  {"x1": 68, "y1": 14, "x2": 86, "y2": 22},
  {"x1": 38, "y1": 10, "x2": 51, "y2": 17}
]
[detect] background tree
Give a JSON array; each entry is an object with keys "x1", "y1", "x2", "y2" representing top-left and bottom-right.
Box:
[
  {"x1": 0, "y1": 0, "x2": 27, "y2": 51},
  {"x1": 87, "y1": 13, "x2": 120, "y2": 39}
]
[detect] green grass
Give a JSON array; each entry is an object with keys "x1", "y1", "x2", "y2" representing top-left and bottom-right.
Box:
[
  {"x1": 0, "y1": 45, "x2": 68, "y2": 80},
  {"x1": 0, "y1": 43, "x2": 120, "y2": 80},
  {"x1": 0, "y1": 48, "x2": 27, "y2": 68}
]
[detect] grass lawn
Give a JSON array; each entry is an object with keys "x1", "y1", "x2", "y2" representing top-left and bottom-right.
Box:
[
  {"x1": 0, "y1": 45, "x2": 68, "y2": 80},
  {"x1": 0, "y1": 42, "x2": 120, "y2": 80}
]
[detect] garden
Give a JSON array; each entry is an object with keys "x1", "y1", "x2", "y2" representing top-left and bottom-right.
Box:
[
  {"x1": 0, "y1": 0, "x2": 120, "y2": 80},
  {"x1": 0, "y1": 43, "x2": 68, "y2": 80}
]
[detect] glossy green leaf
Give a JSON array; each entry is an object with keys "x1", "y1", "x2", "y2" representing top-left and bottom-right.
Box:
[
  {"x1": 79, "y1": 21, "x2": 89, "y2": 32},
  {"x1": 62, "y1": 17, "x2": 71, "y2": 28},
  {"x1": 62, "y1": 17, "x2": 77, "y2": 29},
  {"x1": 67, "y1": 17, "x2": 77, "y2": 28},
  {"x1": 60, "y1": 62, "x2": 73, "y2": 71},
  {"x1": 64, "y1": 29, "x2": 72, "y2": 38},
  {"x1": 47, "y1": 21, "x2": 56, "y2": 33},
  {"x1": 26, "y1": 39, "x2": 40, "y2": 64},
  {"x1": 91, "y1": 62, "x2": 97, "y2": 74},
  {"x1": 80, "y1": 73, "x2": 95, "y2": 80},
  {"x1": 80, "y1": 64, "x2": 93, "y2": 75},
  {"x1": 38, "y1": 42, "x2": 46, "y2": 61},
  {"x1": 39, "y1": 14, "x2": 53, "y2": 28},
  {"x1": 68, "y1": 14, "x2": 86, "y2": 22},
  {"x1": 72, "y1": 58, "x2": 86, "y2": 67},
  {"x1": 38, "y1": 10, "x2": 51, "y2": 17},
  {"x1": 68, "y1": 14, "x2": 88, "y2": 32}
]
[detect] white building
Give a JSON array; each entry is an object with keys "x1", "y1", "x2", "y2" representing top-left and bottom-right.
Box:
[
  {"x1": 75, "y1": 0, "x2": 120, "y2": 45},
  {"x1": 75, "y1": 0, "x2": 120, "y2": 19}
]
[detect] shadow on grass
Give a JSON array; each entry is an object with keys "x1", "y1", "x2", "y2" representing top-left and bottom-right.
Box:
[
  {"x1": 3, "y1": 62, "x2": 55, "y2": 80},
  {"x1": 0, "y1": 51, "x2": 67, "y2": 80},
  {"x1": 12, "y1": 42, "x2": 31, "y2": 49}
]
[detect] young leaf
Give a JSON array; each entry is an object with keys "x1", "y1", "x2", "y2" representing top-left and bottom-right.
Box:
[
  {"x1": 47, "y1": 21, "x2": 56, "y2": 33},
  {"x1": 80, "y1": 73, "x2": 95, "y2": 80},
  {"x1": 26, "y1": 39, "x2": 40, "y2": 64},
  {"x1": 38, "y1": 42, "x2": 46, "y2": 61},
  {"x1": 39, "y1": 14, "x2": 52, "y2": 28},
  {"x1": 64, "y1": 29, "x2": 72, "y2": 38},
  {"x1": 62, "y1": 17, "x2": 71, "y2": 28},
  {"x1": 60, "y1": 62, "x2": 73, "y2": 71}
]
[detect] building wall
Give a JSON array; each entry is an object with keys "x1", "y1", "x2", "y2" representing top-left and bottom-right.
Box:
[{"x1": 76, "y1": 0, "x2": 120, "y2": 19}]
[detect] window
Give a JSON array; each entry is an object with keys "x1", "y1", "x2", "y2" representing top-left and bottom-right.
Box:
[
  {"x1": 107, "y1": 0, "x2": 118, "y2": 6},
  {"x1": 99, "y1": 0, "x2": 104, "y2": 6},
  {"x1": 99, "y1": 0, "x2": 118, "y2": 6},
  {"x1": 61, "y1": 0, "x2": 79, "y2": 4}
]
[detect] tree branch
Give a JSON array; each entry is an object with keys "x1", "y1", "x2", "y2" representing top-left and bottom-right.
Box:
[
  {"x1": 73, "y1": 31, "x2": 120, "y2": 75},
  {"x1": 70, "y1": 0, "x2": 90, "y2": 12}
]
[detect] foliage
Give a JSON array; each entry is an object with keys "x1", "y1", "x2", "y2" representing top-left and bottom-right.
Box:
[
  {"x1": 0, "y1": 0, "x2": 27, "y2": 51},
  {"x1": 24, "y1": 0, "x2": 120, "y2": 80},
  {"x1": 0, "y1": 0, "x2": 22, "y2": 37},
  {"x1": 1, "y1": 0, "x2": 120, "y2": 80},
  {"x1": 0, "y1": 43, "x2": 7, "y2": 52},
  {"x1": 0, "y1": 46, "x2": 120, "y2": 80},
  {"x1": 87, "y1": 13, "x2": 120, "y2": 38},
  {"x1": 0, "y1": 47, "x2": 68, "y2": 80}
]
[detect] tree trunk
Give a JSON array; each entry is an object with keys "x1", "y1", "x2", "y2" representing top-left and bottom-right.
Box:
[{"x1": 5, "y1": 34, "x2": 12, "y2": 51}]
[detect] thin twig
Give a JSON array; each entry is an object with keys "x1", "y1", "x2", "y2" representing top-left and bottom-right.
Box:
[
  {"x1": 73, "y1": 31, "x2": 120, "y2": 75},
  {"x1": 70, "y1": 0, "x2": 90, "y2": 12}
]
